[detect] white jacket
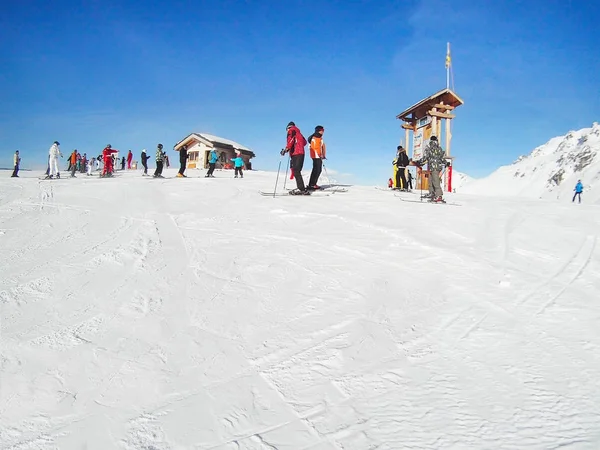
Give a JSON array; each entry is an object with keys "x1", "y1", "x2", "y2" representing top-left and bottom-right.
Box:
[
  {"x1": 14, "y1": 153, "x2": 20, "y2": 165},
  {"x1": 49, "y1": 144, "x2": 62, "y2": 158}
]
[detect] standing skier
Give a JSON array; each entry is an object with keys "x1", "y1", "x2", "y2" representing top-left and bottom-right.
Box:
[
  {"x1": 231, "y1": 150, "x2": 244, "y2": 178},
  {"x1": 412, "y1": 136, "x2": 449, "y2": 203},
  {"x1": 308, "y1": 125, "x2": 326, "y2": 190},
  {"x1": 127, "y1": 150, "x2": 133, "y2": 169},
  {"x1": 177, "y1": 144, "x2": 189, "y2": 178},
  {"x1": 281, "y1": 121, "x2": 309, "y2": 195},
  {"x1": 101, "y1": 145, "x2": 118, "y2": 177},
  {"x1": 153, "y1": 144, "x2": 165, "y2": 178},
  {"x1": 573, "y1": 180, "x2": 584, "y2": 203},
  {"x1": 393, "y1": 146, "x2": 410, "y2": 190},
  {"x1": 11, "y1": 150, "x2": 21, "y2": 177},
  {"x1": 140, "y1": 149, "x2": 149, "y2": 175},
  {"x1": 69, "y1": 150, "x2": 78, "y2": 177},
  {"x1": 47, "y1": 141, "x2": 63, "y2": 179},
  {"x1": 206, "y1": 148, "x2": 218, "y2": 177}
]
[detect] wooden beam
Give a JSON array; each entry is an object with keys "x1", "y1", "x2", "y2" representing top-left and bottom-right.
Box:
[
  {"x1": 400, "y1": 117, "x2": 416, "y2": 123},
  {"x1": 427, "y1": 110, "x2": 456, "y2": 119},
  {"x1": 401, "y1": 123, "x2": 416, "y2": 130},
  {"x1": 433, "y1": 103, "x2": 455, "y2": 111}
]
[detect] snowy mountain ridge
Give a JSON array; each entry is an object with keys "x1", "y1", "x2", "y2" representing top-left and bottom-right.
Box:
[{"x1": 461, "y1": 122, "x2": 600, "y2": 203}]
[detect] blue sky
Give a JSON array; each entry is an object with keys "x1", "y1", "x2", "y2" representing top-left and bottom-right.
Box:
[{"x1": 1, "y1": 0, "x2": 599, "y2": 183}]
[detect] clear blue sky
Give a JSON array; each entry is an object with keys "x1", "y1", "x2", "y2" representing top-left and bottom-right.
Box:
[{"x1": 1, "y1": 0, "x2": 599, "y2": 183}]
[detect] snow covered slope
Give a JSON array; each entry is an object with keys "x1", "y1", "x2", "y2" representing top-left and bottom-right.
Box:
[
  {"x1": 451, "y1": 170, "x2": 474, "y2": 191},
  {"x1": 2, "y1": 168, "x2": 600, "y2": 449},
  {"x1": 462, "y1": 122, "x2": 600, "y2": 203}
]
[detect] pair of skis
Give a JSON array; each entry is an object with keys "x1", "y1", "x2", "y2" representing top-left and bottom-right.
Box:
[
  {"x1": 394, "y1": 194, "x2": 461, "y2": 206},
  {"x1": 259, "y1": 190, "x2": 330, "y2": 197}
]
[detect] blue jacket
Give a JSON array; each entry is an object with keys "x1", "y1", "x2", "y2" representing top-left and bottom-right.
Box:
[
  {"x1": 575, "y1": 182, "x2": 583, "y2": 193},
  {"x1": 231, "y1": 156, "x2": 244, "y2": 168},
  {"x1": 209, "y1": 150, "x2": 218, "y2": 164}
]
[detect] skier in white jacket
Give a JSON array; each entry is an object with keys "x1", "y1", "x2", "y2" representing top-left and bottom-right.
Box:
[{"x1": 48, "y1": 141, "x2": 63, "y2": 178}]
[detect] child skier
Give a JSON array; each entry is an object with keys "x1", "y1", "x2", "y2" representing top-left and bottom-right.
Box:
[
  {"x1": 153, "y1": 144, "x2": 165, "y2": 178},
  {"x1": 231, "y1": 150, "x2": 244, "y2": 178},
  {"x1": 206, "y1": 148, "x2": 218, "y2": 177}
]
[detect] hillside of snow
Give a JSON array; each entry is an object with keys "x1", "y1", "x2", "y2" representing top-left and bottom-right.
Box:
[
  {"x1": 2, "y1": 168, "x2": 600, "y2": 449},
  {"x1": 451, "y1": 170, "x2": 474, "y2": 191},
  {"x1": 462, "y1": 122, "x2": 600, "y2": 203}
]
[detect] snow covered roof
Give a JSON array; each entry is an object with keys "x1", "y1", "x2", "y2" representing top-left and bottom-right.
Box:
[
  {"x1": 173, "y1": 133, "x2": 255, "y2": 157},
  {"x1": 396, "y1": 88, "x2": 464, "y2": 121},
  {"x1": 198, "y1": 134, "x2": 251, "y2": 152}
]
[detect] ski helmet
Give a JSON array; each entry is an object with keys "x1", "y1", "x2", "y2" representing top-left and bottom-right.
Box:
[
  {"x1": 287, "y1": 121, "x2": 295, "y2": 129},
  {"x1": 107, "y1": 144, "x2": 112, "y2": 148},
  {"x1": 430, "y1": 135, "x2": 438, "y2": 141},
  {"x1": 54, "y1": 141, "x2": 60, "y2": 145},
  {"x1": 315, "y1": 125, "x2": 324, "y2": 132},
  {"x1": 158, "y1": 143, "x2": 163, "y2": 149}
]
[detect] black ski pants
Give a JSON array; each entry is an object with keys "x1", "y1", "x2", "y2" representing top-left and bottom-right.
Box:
[
  {"x1": 395, "y1": 166, "x2": 407, "y2": 189},
  {"x1": 142, "y1": 160, "x2": 148, "y2": 175},
  {"x1": 291, "y1": 154, "x2": 306, "y2": 191},
  {"x1": 178, "y1": 159, "x2": 186, "y2": 175},
  {"x1": 309, "y1": 158, "x2": 322, "y2": 188},
  {"x1": 207, "y1": 163, "x2": 216, "y2": 176},
  {"x1": 573, "y1": 192, "x2": 582, "y2": 203},
  {"x1": 154, "y1": 160, "x2": 163, "y2": 177},
  {"x1": 12, "y1": 164, "x2": 19, "y2": 177},
  {"x1": 235, "y1": 167, "x2": 243, "y2": 177}
]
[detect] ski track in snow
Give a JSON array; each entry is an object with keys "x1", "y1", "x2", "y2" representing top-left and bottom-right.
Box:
[{"x1": 1, "y1": 169, "x2": 600, "y2": 449}]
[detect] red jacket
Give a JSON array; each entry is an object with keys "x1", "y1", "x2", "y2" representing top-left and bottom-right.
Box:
[
  {"x1": 286, "y1": 125, "x2": 307, "y2": 156},
  {"x1": 102, "y1": 147, "x2": 117, "y2": 159}
]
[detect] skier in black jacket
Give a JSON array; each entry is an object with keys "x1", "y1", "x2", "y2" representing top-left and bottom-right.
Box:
[
  {"x1": 177, "y1": 144, "x2": 189, "y2": 178},
  {"x1": 393, "y1": 146, "x2": 410, "y2": 190},
  {"x1": 141, "y1": 149, "x2": 149, "y2": 176}
]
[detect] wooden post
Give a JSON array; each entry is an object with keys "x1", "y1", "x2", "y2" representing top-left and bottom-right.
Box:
[
  {"x1": 405, "y1": 127, "x2": 410, "y2": 157},
  {"x1": 445, "y1": 115, "x2": 452, "y2": 192},
  {"x1": 445, "y1": 116, "x2": 451, "y2": 157},
  {"x1": 431, "y1": 108, "x2": 438, "y2": 139}
]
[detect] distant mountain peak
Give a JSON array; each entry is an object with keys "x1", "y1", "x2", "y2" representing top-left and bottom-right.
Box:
[{"x1": 461, "y1": 123, "x2": 600, "y2": 203}]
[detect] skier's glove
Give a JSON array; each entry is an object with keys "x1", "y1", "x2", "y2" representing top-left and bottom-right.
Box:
[{"x1": 280, "y1": 149, "x2": 288, "y2": 156}]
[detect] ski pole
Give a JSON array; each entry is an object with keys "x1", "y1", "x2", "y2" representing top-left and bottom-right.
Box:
[
  {"x1": 322, "y1": 163, "x2": 336, "y2": 193},
  {"x1": 283, "y1": 154, "x2": 290, "y2": 190},
  {"x1": 273, "y1": 156, "x2": 283, "y2": 198}
]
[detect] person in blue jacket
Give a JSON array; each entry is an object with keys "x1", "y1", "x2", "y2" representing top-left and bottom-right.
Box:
[
  {"x1": 573, "y1": 180, "x2": 584, "y2": 203},
  {"x1": 206, "y1": 148, "x2": 219, "y2": 177},
  {"x1": 231, "y1": 150, "x2": 244, "y2": 178}
]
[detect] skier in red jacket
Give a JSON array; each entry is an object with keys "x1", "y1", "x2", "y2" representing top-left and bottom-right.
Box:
[
  {"x1": 101, "y1": 145, "x2": 118, "y2": 177},
  {"x1": 281, "y1": 121, "x2": 309, "y2": 195}
]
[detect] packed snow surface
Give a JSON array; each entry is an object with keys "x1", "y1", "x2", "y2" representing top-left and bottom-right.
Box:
[{"x1": 1, "y1": 168, "x2": 600, "y2": 449}]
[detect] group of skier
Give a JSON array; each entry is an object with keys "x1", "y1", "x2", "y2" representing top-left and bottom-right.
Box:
[
  {"x1": 7, "y1": 132, "x2": 588, "y2": 204},
  {"x1": 280, "y1": 122, "x2": 327, "y2": 195},
  {"x1": 387, "y1": 135, "x2": 450, "y2": 203}
]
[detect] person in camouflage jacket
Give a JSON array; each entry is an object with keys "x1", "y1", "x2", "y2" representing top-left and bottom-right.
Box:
[{"x1": 412, "y1": 135, "x2": 449, "y2": 202}]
